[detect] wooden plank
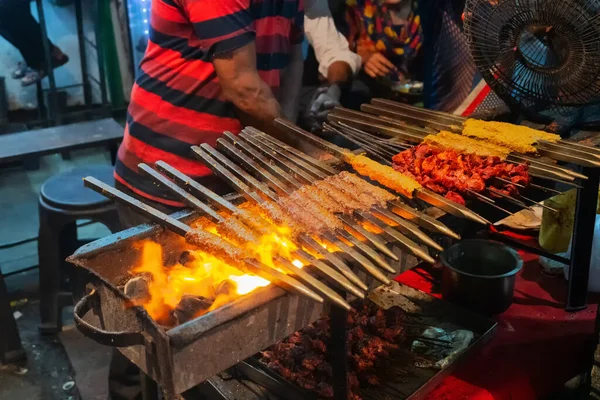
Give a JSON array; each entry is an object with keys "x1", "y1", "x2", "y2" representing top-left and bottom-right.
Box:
[{"x1": 0, "y1": 118, "x2": 123, "y2": 163}]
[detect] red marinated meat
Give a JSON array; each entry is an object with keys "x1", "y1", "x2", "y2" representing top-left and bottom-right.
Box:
[{"x1": 392, "y1": 143, "x2": 530, "y2": 205}]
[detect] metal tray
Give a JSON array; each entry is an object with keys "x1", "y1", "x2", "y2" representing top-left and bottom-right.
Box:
[{"x1": 236, "y1": 281, "x2": 497, "y2": 400}]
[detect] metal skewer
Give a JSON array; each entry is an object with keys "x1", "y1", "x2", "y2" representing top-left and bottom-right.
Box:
[
  {"x1": 217, "y1": 136, "x2": 394, "y2": 284},
  {"x1": 146, "y1": 162, "x2": 364, "y2": 302},
  {"x1": 238, "y1": 132, "x2": 437, "y2": 264},
  {"x1": 275, "y1": 119, "x2": 491, "y2": 226},
  {"x1": 82, "y1": 177, "x2": 324, "y2": 304},
  {"x1": 192, "y1": 145, "x2": 369, "y2": 292}
]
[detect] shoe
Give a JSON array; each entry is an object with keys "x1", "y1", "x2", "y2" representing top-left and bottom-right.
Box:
[
  {"x1": 21, "y1": 70, "x2": 46, "y2": 86},
  {"x1": 11, "y1": 62, "x2": 29, "y2": 79}
]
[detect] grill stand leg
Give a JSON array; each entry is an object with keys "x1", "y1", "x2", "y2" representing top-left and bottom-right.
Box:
[
  {"x1": 141, "y1": 372, "x2": 159, "y2": 400},
  {"x1": 566, "y1": 167, "x2": 599, "y2": 312},
  {"x1": 330, "y1": 302, "x2": 349, "y2": 400}
]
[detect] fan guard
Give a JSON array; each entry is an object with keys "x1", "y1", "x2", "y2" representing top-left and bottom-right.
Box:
[{"x1": 464, "y1": 0, "x2": 600, "y2": 118}]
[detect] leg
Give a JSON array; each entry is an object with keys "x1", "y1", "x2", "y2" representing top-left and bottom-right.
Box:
[
  {"x1": 38, "y1": 200, "x2": 64, "y2": 334},
  {"x1": 0, "y1": 271, "x2": 26, "y2": 364},
  {"x1": 0, "y1": 0, "x2": 49, "y2": 71}
]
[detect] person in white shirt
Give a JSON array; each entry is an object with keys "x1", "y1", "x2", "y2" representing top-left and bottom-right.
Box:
[{"x1": 280, "y1": 0, "x2": 362, "y2": 130}]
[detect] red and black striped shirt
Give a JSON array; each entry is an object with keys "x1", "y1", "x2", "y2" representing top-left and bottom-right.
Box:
[{"x1": 115, "y1": 0, "x2": 304, "y2": 206}]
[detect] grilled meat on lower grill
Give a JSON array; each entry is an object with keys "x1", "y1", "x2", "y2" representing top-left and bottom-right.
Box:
[{"x1": 259, "y1": 302, "x2": 407, "y2": 400}]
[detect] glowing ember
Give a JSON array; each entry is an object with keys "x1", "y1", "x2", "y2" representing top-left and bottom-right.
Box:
[
  {"x1": 292, "y1": 259, "x2": 304, "y2": 268},
  {"x1": 229, "y1": 274, "x2": 270, "y2": 295},
  {"x1": 130, "y1": 241, "x2": 271, "y2": 324}
]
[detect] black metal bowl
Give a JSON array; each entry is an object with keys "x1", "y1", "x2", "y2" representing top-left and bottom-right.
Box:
[{"x1": 439, "y1": 240, "x2": 523, "y2": 315}]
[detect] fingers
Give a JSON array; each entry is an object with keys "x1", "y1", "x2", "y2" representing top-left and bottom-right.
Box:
[
  {"x1": 310, "y1": 94, "x2": 326, "y2": 113},
  {"x1": 374, "y1": 53, "x2": 396, "y2": 70},
  {"x1": 364, "y1": 53, "x2": 396, "y2": 77}
]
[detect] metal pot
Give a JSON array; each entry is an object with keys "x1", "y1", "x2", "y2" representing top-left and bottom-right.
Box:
[{"x1": 439, "y1": 240, "x2": 523, "y2": 315}]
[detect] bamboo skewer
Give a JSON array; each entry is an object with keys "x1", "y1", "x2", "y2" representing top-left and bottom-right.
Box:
[{"x1": 82, "y1": 177, "x2": 324, "y2": 305}]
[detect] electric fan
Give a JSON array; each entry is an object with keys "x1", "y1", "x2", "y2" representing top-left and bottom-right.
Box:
[{"x1": 464, "y1": 0, "x2": 600, "y2": 123}]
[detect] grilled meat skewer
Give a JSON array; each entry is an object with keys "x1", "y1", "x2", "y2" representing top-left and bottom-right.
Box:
[{"x1": 82, "y1": 177, "x2": 324, "y2": 305}]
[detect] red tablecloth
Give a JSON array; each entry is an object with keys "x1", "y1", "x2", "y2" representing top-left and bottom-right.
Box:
[{"x1": 395, "y1": 249, "x2": 598, "y2": 400}]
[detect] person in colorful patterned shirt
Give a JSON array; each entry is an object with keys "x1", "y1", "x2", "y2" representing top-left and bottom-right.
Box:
[{"x1": 345, "y1": 0, "x2": 422, "y2": 81}]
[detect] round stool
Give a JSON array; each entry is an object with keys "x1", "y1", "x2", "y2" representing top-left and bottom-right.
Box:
[{"x1": 38, "y1": 165, "x2": 120, "y2": 334}]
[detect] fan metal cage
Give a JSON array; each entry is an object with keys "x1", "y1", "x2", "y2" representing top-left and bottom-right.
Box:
[{"x1": 464, "y1": 0, "x2": 600, "y2": 116}]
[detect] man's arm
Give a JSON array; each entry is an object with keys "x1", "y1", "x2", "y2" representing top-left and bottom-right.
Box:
[{"x1": 212, "y1": 42, "x2": 283, "y2": 130}]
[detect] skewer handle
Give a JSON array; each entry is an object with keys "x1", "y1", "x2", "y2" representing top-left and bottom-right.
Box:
[
  {"x1": 82, "y1": 177, "x2": 191, "y2": 236},
  {"x1": 155, "y1": 161, "x2": 238, "y2": 214},
  {"x1": 138, "y1": 163, "x2": 224, "y2": 223}
]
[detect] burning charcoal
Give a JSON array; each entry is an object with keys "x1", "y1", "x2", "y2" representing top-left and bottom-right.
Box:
[
  {"x1": 214, "y1": 280, "x2": 236, "y2": 297},
  {"x1": 301, "y1": 354, "x2": 323, "y2": 371},
  {"x1": 124, "y1": 276, "x2": 151, "y2": 304},
  {"x1": 173, "y1": 295, "x2": 214, "y2": 324},
  {"x1": 179, "y1": 250, "x2": 196, "y2": 266}
]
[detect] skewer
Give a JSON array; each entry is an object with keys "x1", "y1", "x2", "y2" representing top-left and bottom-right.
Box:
[
  {"x1": 336, "y1": 229, "x2": 396, "y2": 274},
  {"x1": 326, "y1": 122, "x2": 399, "y2": 158},
  {"x1": 239, "y1": 132, "x2": 328, "y2": 185},
  {"x1": 535, "y1": 147, "x2": 600, "y2": 168},
  {"x1": 149, "y1": 162, "x2": 365, "y2": 300},
  {"x1": 240, "y1": 131, "x2": 328, "y2": 180},
  {"x1": 466, "y1": 189, "x2": 513, "y2": 215},
  {"x1": 237, "y1": 131, "x2": 441, "y2": 264},
  {"x1": 354, "y1": 212, "x2": 435, "y2": 264},
  {"x1": 275, "y1": 119, "x2": 491, "y2": 226},
  {"x1": 370, "y1": 98, "x2": 466, "y2": 124},
  {"x1": 339, "y1": 215, "x2": 399, "y2": 261},
  {"x1": 370, "y1": 206, "x2": 444, "y2": 252},
  {"x1": 361, "y1": 104, "x2": 454, "y2": 133},
  {"x1": 321, "y1": 232, "x2": 391, "y2": 285},
  {"x1": 193, "y1": 145, "x2": 277, "y2": 203},
  {"x1": 193, "y1": 145, "x2": 369, "y2": 291},
  {"x1": 527, "y1": 182, "x2": 562, "y2": 195},
  {"x1": 509, "y1": 155, "x2": 584, "y2": 181},
  {"x1": 558, "y1": 140, "x2": 600, "y2": 157},
  {"x1": 323, "y1": 124, "x2": 394, "y2": 164},
  {"x1": 328, "y1": 114, "x2": 428, "y2": 143},
  {"x1": 244, "y1": 127, "x2": 339, "y2": 176},
  {"x1": 82, "y1": 177, "x2": 324, "y2": 304},
  {"x1": 538, "y1": 140, "x2": 600, "y2": 162},
  {"x1": 297, "y1": 235, "x2": 368, "y2": 291},
  {"x1": 487, "y1": 188, "x2": 529, "y2": 209},
  {"x1": 217, "y1": 138, "x2": 395, "y2": 283},
  {"x1": 217, "y1": 137, "x2": 295, "y2": 196},
  {"x1": 387, "y1": 201, "x2": 461, "y2": 239}
]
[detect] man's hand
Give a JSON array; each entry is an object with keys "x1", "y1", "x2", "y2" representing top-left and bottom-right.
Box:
[
  {"x1": 310, "y1": 84, "x2": 342, "y2": 120},
  {"x1": 213, "y1": 42, "x2": 283, "y2": 130},
  {"x1": 363, "y1": 53, "x2": 396, "y2": 78},
  {"x1": 304, "y1": 84, "x2": 342, "y2": 132}
]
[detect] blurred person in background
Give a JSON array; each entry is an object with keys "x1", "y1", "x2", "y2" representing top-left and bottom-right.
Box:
[
  {"x1": 296, "y1": 0, "x2": 363, "y2": 131},
  {"x1": 345, "y1": 0, "x2": 423, "y2": 84},
  {"x1": 0, "y1": 0, "x2": 69, "y2": 86}
]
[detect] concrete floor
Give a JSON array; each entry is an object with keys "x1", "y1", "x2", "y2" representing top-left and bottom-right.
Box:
[{"x1": 0, "y1": 146, "x2": 116, "y2": 400}]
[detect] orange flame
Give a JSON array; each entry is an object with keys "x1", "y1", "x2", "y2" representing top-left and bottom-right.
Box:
[{"x1": 129, "y1": 215, "x2": 306, "y2": 324}]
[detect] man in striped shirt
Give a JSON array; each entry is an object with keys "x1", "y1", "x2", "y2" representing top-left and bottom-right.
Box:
[{"x1": 114, "y1": 0, "x2": 304, "y2": 224}]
